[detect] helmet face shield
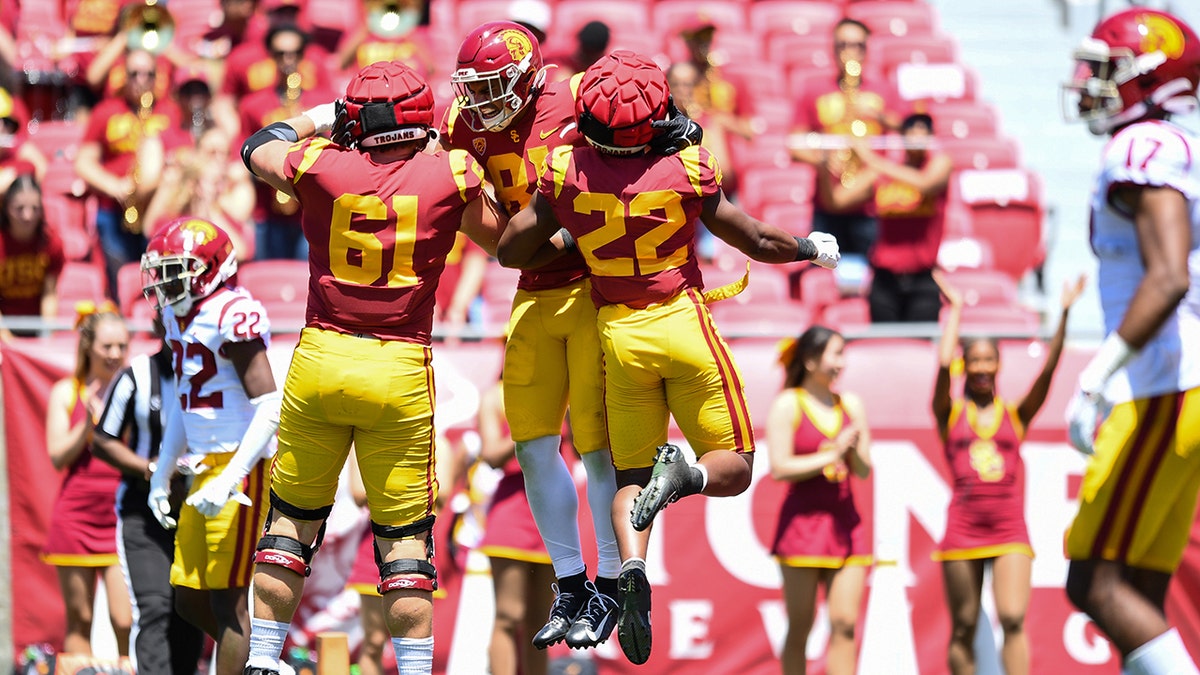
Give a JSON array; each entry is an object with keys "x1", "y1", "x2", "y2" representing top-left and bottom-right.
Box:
[
  {"x1": 1061, "y1": 53, "x2": 1124, "y2": 132},
  {"x1": 141, "y1": 254, "x2": 204, "y2": 314},
  {"x1": 451, "y1": 58, "x2": 532, "y2": 132}
]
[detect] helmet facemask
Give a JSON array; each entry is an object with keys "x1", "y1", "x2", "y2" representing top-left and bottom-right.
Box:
[
  {"x1": 451, "y1": 55, "x2": 538, "y2": 132},
  {"x1": 141, "y1": 249, "x2": 237, "y2": 317}
]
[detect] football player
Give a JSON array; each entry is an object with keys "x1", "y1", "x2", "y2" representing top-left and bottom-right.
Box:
[
  {"x1": 1061, "y1": 9, "x2": 1200, "y2": 675},
  {"x1": 238, "y1": 60, "x2": 504, "y2": 675},
  {"x1": 142, "y1": 216, "x2": 279, "y2": 675},
  {"x1": 442, "y1": 21, "x2": 701, "y2": 651},
  {"x1": 497, "y1": 50, "x2": 839, "y2": 665}
]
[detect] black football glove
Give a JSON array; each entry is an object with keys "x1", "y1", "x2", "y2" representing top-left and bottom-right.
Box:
[
  {"x1": 649, "y1": 96, "x2": 704, "y2": 156},
  {"x1": 330, "y1": 99, "x2": 357, "y2": 148}
]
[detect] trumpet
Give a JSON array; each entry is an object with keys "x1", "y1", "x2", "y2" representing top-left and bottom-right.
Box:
[
  {"x1": 367, "y1": 0, "x2": 421, "y2": 39},
  {"x1": 122, "y1": 0, "x2": 175, "y2": 54}
]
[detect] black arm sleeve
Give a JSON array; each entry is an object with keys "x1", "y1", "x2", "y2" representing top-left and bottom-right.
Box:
[
  {"x1": 793, "y1": 236, "x2": 817, "y2": 262},
  {"x1": 240, "y1": 122, "x2": 301, "y2": 175}
]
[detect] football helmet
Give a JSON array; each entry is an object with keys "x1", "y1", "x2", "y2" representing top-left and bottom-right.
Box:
[
  {"x1": 451, "y1": 21, "x2": 545, "y2": 132},
  {"x1": 1063, "y1": 9, "x2": 1200, "y2": 135},
  {"x1": 141, "y1": 216, "x2": 238, "y2": 316},
  {"x1": 576, "y1": 50, "x2": 671, "y2": 155},
  {"x1": 337, "y1": 60, "x2": 435, "y2": 149}
]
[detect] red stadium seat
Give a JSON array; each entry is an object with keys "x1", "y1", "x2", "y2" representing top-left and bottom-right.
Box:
[
  {"x1": 26, "y1": 119, "x2": 84, "y2": 161},
  {"x1": 719, "y1": 60, "x2": 789, "y2": 107},
  {"x1": 939, "y1": 268, "x2": 1019, "y2": 307},
  {"x1": 876, "y1": 33, "x2": 959, "y2": 73},
  {"x1": 937, "y1": 136, "x2": 1020, "y2": 171},
  {"x1": 454, "y1": 0, "x2": 518, "y2": 34},
  {"x1": 953, "y1": 304, "x2": 1042, "y2": 334},
  {"x1": 480, "y1": 261, "x2": 519, "y2": 331},
  {"x1": 747, "y1": 1, "x2": 841, "y2": 38},
  {"x1": 760, "y1": 202, "x2": 814, "y2": 239},
  {"x1": 42, "y1": 194, "x2": 97, "y2": 262},
  {"x1": 818, "y1": 297, "x2": 871, "y2": 331},
  {"x1": 937, "y1": 235, "x2": 996, "y2": 272},
  {"x1": 893, "y1": 62, "x2": 978, "y2": 104},
  {"x1": 768, "y1": 33, "x2": 835, "y2": 74},
  {"x1": 925, "y1": 100, "x2": 1001, "y2": 140},
  {"x1": 727, "y1": 134, "x2": 793, "y2": 174},
  {"x1": 797, "y1": 267, "x2": 841, "y2": 311},
  {"x1": 116, "y1": 261, "x2": 145, "y2": 312},
  {"x1": 551, "y1": 0, "x2": 650, "y2": 39},
  {"x1": 236, "y1": 259, "x2": 309, "y2": 306},
  {"x1": 735, "y1": 165, "x2": 816, "y2": 220},
  {"x1": 57, "y1": 261, "x2": 109, "y2": 319},
  {"x1": 708, "y1": 299, "x2": 814, "y2": 338},
  {"x1": 950, "y1": 168, "x2": 1045, "y2": 282},
  {"x1": 845, "y1": 1, "x2": 938, "y2": 37},
  {"x1": 749, "y1": 97, "x2": 797, "y2": 134},
  {"x1": 653, "y1": 1, "x2": 747, "y2": 35}
]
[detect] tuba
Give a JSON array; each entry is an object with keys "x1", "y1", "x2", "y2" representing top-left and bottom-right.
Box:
[
  {"x1": 366, "y1": 0, "x2": 419, "y2": 38},
  {"x1": 122, "y1": 0, "x2": 175, "y2": 54}
]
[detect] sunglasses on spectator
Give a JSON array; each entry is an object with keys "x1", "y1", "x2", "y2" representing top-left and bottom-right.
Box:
[
  {"x1": 128, "y1": 70, "x2": 157, "y2": 78},
  {"x1": 835, "y1": 41, "x2": 866, "y2": 51},
  {"x1": 271, "y1": 48, "x2": 303, "y2": 58}
]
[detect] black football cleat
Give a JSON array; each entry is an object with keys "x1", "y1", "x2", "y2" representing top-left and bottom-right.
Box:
[
  {"x1": 565, "y1": 581, "x2": 619, "y2": 649},
  {"x1": 630, "y1": 444, "x2": 698, "y2": 531},
  {"x1": 616, "y1": 567, "x2": 652, "y2": 665},
  {"x1": 532, "y1": 582, "x2": 587, "y2": 649}
]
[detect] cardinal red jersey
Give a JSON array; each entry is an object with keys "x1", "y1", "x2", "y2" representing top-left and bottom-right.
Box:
[
  {"x1": 937, "y1": 398, "x2": 1031, "y2": 555},
  {"x1": 443, "y1": 76, "x2": 588, "y2": 292},
  {"x1": 870, "y1": 158, "x2": 947, "y2": 274},
  {"x1": 536, "y1": 144, "x2": 719, "y2": 309},
  {"x1": 221, "y1": 41, "x2": 332, "y2": 101},
  {"x1": 283, "y1": 138, "x2": 484, "y2": 343},
  {"x1": 770, "y1": 388, "x2": 866, "y2": 565},
  {"x1": 0, "y1": 229, "x2": 65, "y2": 318},
  {"x1": 81, "y1": 97, "x2": 182, "y2": 211}
]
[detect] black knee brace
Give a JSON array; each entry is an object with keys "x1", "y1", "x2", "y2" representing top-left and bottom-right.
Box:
[
  {"x1": 252, "y1": 491, "x2": 333, "y2": 577},
  {"x1": 373, "y1": 515, "x2": 438, "y2": 594}
]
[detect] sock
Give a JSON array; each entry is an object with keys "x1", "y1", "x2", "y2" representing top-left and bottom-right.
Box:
[
  {"x1": 515, "y1": 435, "x2": 586, "y2": 578},
  {"x1": 581, "y1": 449, "x2": 621, "y2": 579},
  {"x1": 693, "y1": 463, "x2": 709, "y2": 493},
  {"x1": 392, "y1": 636, "x2": 434, "y2": 675},
  {"x1": 595, "y1": 575, "x2": 619, "y2": 598},
  {"x1": 247, "y1": 618, "x2": 290, "y2": 671},
  {"x1": 622, "y1": 557, "x2": 647, "y2": 576},
  {"x1": 558, "y1": 570, "x2": 589, "y2": 595},
  {"x1": 1125, "y1": 628, "x2": 1200, "y2": 675}
]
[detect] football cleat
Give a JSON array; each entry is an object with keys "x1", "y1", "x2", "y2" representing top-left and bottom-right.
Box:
[
  {"x1": 630, "y1": 444, "x2": 699, "y2": 532},
  {"x1": 565, "y1": 581, "x2": 619, "y2": 649},
  {"x1": 616, "y1": 567, "x2": 652, "y2": 665},
  {"x1": 532, "y1": 583, "x2": 587, "y2": 649}
]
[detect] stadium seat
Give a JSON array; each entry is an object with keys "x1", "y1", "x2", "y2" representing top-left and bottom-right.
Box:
[
  {"x1": 115, "y1": 261, "x2": 145, "y2": 312},
  {"x1": 747, "y1": 1, "x2": 841, "y2": 38},
  {"x1": 25, "y1": 120, "x2": 84, "y2": 162},
  {"x1": 57, "y1": 261, "x2": 109, "y2": 319},
  {"x1": 939, "y1": 268, "x2": 1019, "y2": 307},
  {"x1": 727, "y1": 134, "x2": 793, "y2": 174},
  {"x1": 893, "y1": 62, "x2": 978, "y2": 104},
  {"x1": 796, "y1": 267, "x2": 843, "y2": 312},
  {"x1": 954, "y1": 304, "x2": 1042, "y2": 334},
  {"x1": 236, "y1": 260, "x2": 310, "y2": 325},
  {"x1": 876, "y1": 33, "x2": 959, "y2": 73},
  {"x1": 735, "y1": 165, "x2": 816, "y2": 220},
  {"x1": 937, "y1": 235, "x2": 995, "y2": 272},
  {"x1": 760, "y1": 202, "x2": 814, "y2": 239},
  {"x1": 950, "y1": 168, "x2": 1045, "y2": 281},
  {"x1": 480, "y1": 261, "x2": 519, "y2": 332},
  {"x1": 653, "y1": 1, "x2": 747, "y2": 35},
  {"x1": 937, "y1": 136, "x2": 1020, "y2": 171},
  {"x1": 454, "y1": 0, "x2": 518, "y2": 34},
  {"x1": 708, "y1": 299, "x2": 814, "y2": 338},
  {"x1": 551, "y1": 0, "x2": 650, "y2": 39},
  {"x1": 845, "y1": 1, "x2": 938, "y2": 37},
  {"x1": 42, "y1": 193, "x2": 96, "y2": 262},
  {"x1": 818, "y1": 297, "x2": 872, "y2": 332},
  {"x1": 749, "y1": 97, "x2": 796, "y2": 134},
  {"x1": 925, "y1": 100, "x2": 1001, "y2": 140},
  {"x1": 767, "y1": 33, "x2": 835, "y2": 74}
]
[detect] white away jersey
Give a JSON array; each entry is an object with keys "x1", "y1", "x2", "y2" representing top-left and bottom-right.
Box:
[
  {"x1": 163, "y1": 286, "x2": 272, "y2": 454},
  {"x1": 1091, "y1": 119, "x2": 1200, "y2": 402}
]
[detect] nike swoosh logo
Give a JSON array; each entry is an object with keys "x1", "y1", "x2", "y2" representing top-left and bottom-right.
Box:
[{"x1": 540, "y1": 127, "x2": 560, "y2": 140}]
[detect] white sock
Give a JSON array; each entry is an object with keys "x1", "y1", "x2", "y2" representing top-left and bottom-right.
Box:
[
  {"x1": 1125, "y1": 628, "x2": 1200, "y2": 675},
  {"x1": 515, "y1": 435, "x2": 586, "y2": 578},
  {"x1": 392, "y1": 636, "x2": 434, "y2": 675},
  {"x1": 694, "y1": 462, "x2": 709, "y2": 492},
  {"x1": 247, "y1": 617, "x2": 290, "y2": 671},
  {"x1": 581, "y1": 449, "x2": 621, "y2": 580}
]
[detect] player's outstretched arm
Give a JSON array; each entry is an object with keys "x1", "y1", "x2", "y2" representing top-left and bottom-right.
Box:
[{"x1": 700, "y1": 190, "x2": 839, "y2": 269}]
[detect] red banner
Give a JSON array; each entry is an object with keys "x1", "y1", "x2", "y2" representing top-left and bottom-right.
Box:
[{"x1": 7, "y1": 335, "x2": 1200, "y2": 674}]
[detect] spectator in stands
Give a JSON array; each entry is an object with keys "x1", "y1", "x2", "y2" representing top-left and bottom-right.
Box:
[
  {"x1": 0, "y1": 89, "x2": 48, "y2": 191},
  {"x1": 334, "y1": 0, "x2": 436, "y2": 78},
  {"x1": 42, "y1": 303, "x2": 131, "y2": 656},
  {"x1": 0, "y1": 176, "x2": 63, "y2": 340},
  {"x1": 931, "y1": 271, "x2": 1085, "y2": 675},
  {"x1": 74, "y1": 47, "x2": 180, "y2": 304},
  {"x1": 93, "y1": 315, "x2": 206, "y2": 675},
  {"x1": 142, "y1": 126, "x2": 255, "y2": 260},
  {"x1": 239, "y1": 23, "x2": 336, "y2": 260},
  {"x1": 545, "y1": 21, "x2": 610, "y2": 83},
  {"x1": 194, "y1": 0, "x2": 267, "y2": 63},
  {"x1": 476, "y1": 373, "x2": 555, "y2": 675},
  {"x1": 789, "y1": 18, "x2": 904, "y2": 265},
  {"x1": 816, "y1": 113, "x2": 953, "y2": 322},
  {"x1": 169, "y1": 65, "x2": 218, "y2": 146},
  {"x1": 767, "y1": 325, "x2": 871, "y2": 675},
  {"x1": 677, "y1": 13, "x2": 756, "y2": 140}
]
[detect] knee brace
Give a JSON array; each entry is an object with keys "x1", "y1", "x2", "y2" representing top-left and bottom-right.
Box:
[
  {"x1": 252, "y1": 491, "x2": 332, "y2": 577},
  {"x1": 373, "y1": 515, "x2": 438, "y2": 594}
]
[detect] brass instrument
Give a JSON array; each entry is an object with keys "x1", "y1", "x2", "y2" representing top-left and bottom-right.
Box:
[
  {"x1": 121, "y1": 0, "x2": 175, "y2": 54},
  {"x1": 835, "y1": 59, "x2": 867, "y2": 188},
  {"x1": 123, "y1": 91, "x2": 155, "y2": 233},
  {"x1": 273, "y1": 72, "x2": 303, "y2": 215},
  {"x1": 367, "y1": 0, "x2": 417, "y2": 39}
]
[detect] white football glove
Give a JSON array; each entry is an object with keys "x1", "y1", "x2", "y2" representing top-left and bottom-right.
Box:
[
  {"x1": 147, "y1": 484, "x2": 177, "y2": 530},
  {"x1": 807, "y1": 231, "x2": 840, "y2": 270},
  {"x1": 185, "y1": 470, "x2": 253, "y2": 517},
  {"x1": 1065, "y1": 388, "x2": 1108, "y2": 456}
]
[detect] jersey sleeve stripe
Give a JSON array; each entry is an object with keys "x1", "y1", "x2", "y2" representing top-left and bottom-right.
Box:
[
  {"x1": 292, "y1": 138, "x2": 331, "y2": 184},
  {"x1": 449, "y1": 148, "x2": 479, "y2": 202},
  {"x1": 680, "y1": 145, "x2": 706, "y2": 197},
  {"x1": 549, "y1": 144, "x2": 573, "y2": 199}
]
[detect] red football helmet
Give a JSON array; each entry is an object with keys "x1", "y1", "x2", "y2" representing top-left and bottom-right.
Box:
[
  {"x1": 1063, "y1": 8, "x2": 1200, "y2": 134},
  {"x1": 451, "y1": 21, "x2": 545, "y2": 132},
  {"x1": 141, "y1": 217, "x2": 238, "y2": 316},
  {"x1": 576, "y1": 50, "x2": 670, "y2": 155},
  {"x1": 339, "y1": 60, "x2": 435, "y2": 148}
]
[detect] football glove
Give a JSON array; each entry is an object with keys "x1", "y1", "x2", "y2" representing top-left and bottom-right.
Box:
[
  {"x1": 303, "y1": 102, "x2": 336, "y2": 136},
  {"x1": 186, "y1": 470, "x2": 252, "y2": 517},
  {"x1": 331, "y1": 99, "x2": 357, "y2": 148},
  {"x1": 807, "y1": 231, "x2": 841, "y2": 269},
  {"x1": 1065, "y1": 388, "x2": 1108, "y2": 456},
  {"x1": 148, "y1": 466, "x2": 177, "y2": 530},
  {"x1": 649, "y1": 96, "x2": 704, "y2": 156}
]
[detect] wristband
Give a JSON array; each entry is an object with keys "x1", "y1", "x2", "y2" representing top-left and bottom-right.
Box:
[
  {"x1": 303, "y1": 103, "x2": 337, "y2": 135},
  {"x1": 1078, "y1": 333, "x2": 1135, "y2": 394},
  {"x1": 557, "y1": 227, "x2": 576, "y2": 251},
  {"x1": 793, "y1": 236, "x2": 817, "y2": 262}
]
